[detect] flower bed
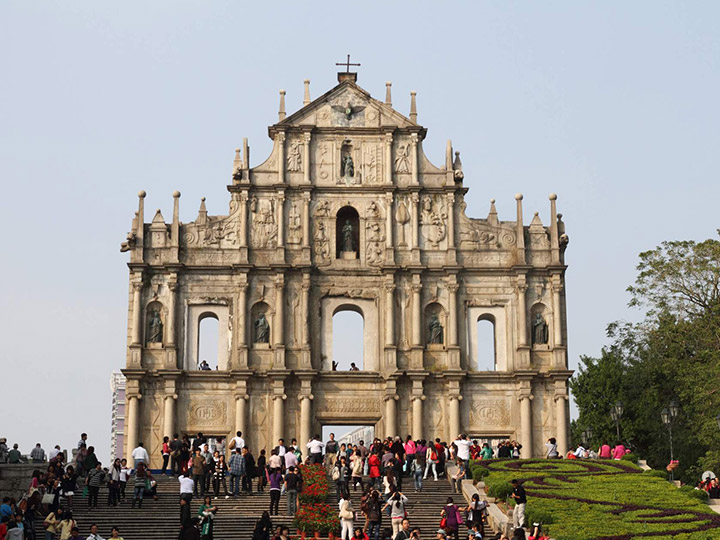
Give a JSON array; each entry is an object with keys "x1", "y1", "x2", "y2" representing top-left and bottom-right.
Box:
[
  {"x1": 475, "y1": 459, "x2": 720, "y2": 540},
  {"x1": 294, "y1": 464, "x2": 339, "y2": 535}
]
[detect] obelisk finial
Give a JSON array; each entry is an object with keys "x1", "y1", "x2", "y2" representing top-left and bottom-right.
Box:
[
  {"x1": 303, "y1": 79, "x2": 311, "y2": 106},
  {"x1": 278, "y1": 90, "x2": 286, "y2": 121},
  {"x1": 385, "y1": 82, "x2": 392, "y2": 106},
  {"x1": 409, "y1": 91, "x2": 417, "y2": 123}
]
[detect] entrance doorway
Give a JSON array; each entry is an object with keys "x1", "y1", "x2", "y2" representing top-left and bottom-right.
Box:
[{"x1": 322, "y1": 425, "x2": 375, "y2": 449}]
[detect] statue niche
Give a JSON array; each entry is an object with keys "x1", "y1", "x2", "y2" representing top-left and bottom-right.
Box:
[
  {"x1": 336, "y1": 206, "x2": 359, "y2": 259},
  {"x1": 251, "y1": 301, "x2": 271, "y2": 346},
  {"x1": 146, "y1": 302, "x2": 164, "y2": 346},
  {"x1": 425, "y1": 302, "x2": 445, "y2": 347},
  {"x1": 339, "y1": 141, "x2": 359, "y2": 185},
  {"x1": 531, "y1": 304, "x2": 549, "y2": 346}
]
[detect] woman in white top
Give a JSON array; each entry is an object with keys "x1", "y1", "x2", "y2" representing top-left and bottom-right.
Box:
[
  {"x1": 338, "y1": 496, "x2": 354, "y2": 540},
  {"x1": 424, "y1": 445, "x2": 438, "y2": 481}
]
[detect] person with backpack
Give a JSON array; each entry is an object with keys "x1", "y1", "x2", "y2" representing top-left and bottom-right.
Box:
[
  {"x1": 365, "y1": 489, "x2": 383, "y2": 540},
  {"x1": 424, "y1": 445, "x2": 438, "y2": 481},
  {"x1": 465, "y1": 493, "x2": 487, "y2": 535}
]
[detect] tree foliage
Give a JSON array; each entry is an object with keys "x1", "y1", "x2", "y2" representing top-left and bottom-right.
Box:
[{"x1": 572, "y1": 234, "x2": 720, "y2": 483}]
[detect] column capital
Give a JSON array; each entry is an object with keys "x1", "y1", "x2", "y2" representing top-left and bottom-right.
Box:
[
  {"x1": 240, "y1": 191, "x2": 250, "y2": 203},
  {"x1": 302, "y1": 132, "x2": 312, "y2": 143},
  {"x1": 384, "y1": 394, "x2": 399, "y2": 402},
  {"x1": 445, "y1": 192, "x2": 455, "y2": 204},
  {"x1": 447, "y1": 283, "x2": 459, "y2": 294},
  {"x1": 165, "y1": 393, "x2": 178, "y2": 401},
  {"x1": 132, "y1": 281, "x2": 144, "y2": 292},
  {"x1": 384, "y1": 192, "x2": 393, "y2": 203},
  {"x1": 275, "y1": 274, "x2": 285, "y2": 288},
  {"x1": 411, "y1": 283, "x2": 422, "y2": 294},
  {"x1": 449, "y1": 395, "x2": 463, "y2": 402},
  {"x1": 554, "y1": 394, "x2": 569, "y2": 402},
  {"x1": 276, "y1": 192, "x2": 286, "y2": 203},
  {"x1": 299, "y1": 394, "x2": 314, "y2": 402},
  {"x1": 411, "y1": 395, "x2": 426, "y2": 402},
  {"x1": 518, "y1": 394, "x2": 534, "y2": 402},
  {"x1": 410, "y1": 133, "x2": 419, "y2": 146},
  {"x1": 276, "y1": 132, "x2": 287, "y2": 143},
  {"x1": 273, "y1": 394, "x2": 288, "y2": 401},
  {"x1": 302, "y1": 191, "x2": 311, "y2": 201},
  {"x1": 410, "y1": 192, "x2": 420, "y2": 204},
  {"x1": 384, "y1": 132, "x2": 393, "y2": 144}
]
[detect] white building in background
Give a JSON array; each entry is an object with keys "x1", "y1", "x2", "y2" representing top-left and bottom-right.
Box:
[
  {"x1": 110, "y1": 372, "x2": 126, "y2": 460},
  {"x1": 339, "y1": 426, "x2": 375, "y2": 448}
]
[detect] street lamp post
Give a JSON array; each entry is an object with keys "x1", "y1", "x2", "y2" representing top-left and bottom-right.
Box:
[
  {"x1": 583, "y1": 427, "x2": 593, "y2": 448},
  {"x1": 610, "y1": 401, "x2": 624, "y2": 440},
  {"x1": 661, "y1": 401, "x2": 680, "y2": 481}
]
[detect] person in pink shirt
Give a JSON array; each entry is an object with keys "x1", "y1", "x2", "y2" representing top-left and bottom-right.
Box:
[
  {"x1": 404, "y1": 436, "x2": 417, "y2": 476},
  {"x1": 612, "y1": 443, "x2": 627, "y2": 460},
  {"x1": 598, "y1": 444, "x2": 612, "y2": 459}
]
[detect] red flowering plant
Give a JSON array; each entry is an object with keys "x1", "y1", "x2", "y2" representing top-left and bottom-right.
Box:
[
  {"x1": 294, "y1": 465, "x2": 339, "y2": 535},
  {"x1": 299, "y1": 464, "x2": 331, "y2": 504}
]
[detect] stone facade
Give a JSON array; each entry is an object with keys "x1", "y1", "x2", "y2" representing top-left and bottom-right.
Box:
[{"x1": 120, "y1": 72, "x2": 572, "y2": 466}]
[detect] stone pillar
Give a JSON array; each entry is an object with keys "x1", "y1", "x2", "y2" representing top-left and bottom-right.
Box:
[
  {"x1": 384, "y1": 133, "x2": 393, "y2": 185},
  {"x1": 410, "y1": 134, "x2": 419, "y2": 185},
  {"x1": 447, "y1": 279, "x2": 459, "y2": 347},
  {"x1": 163, "y1": 395, "x2": 176, "y2": 438},
  {"x1": 517, "y1": 277, "x2": 528, "y2": 347},
  {"x1": 555, "y1": 395, "x2": 568, "y2": 456},
  {"x1": 301, "y1": 274, "x2": 310, "y2": 347},
  {"x1": 239, "y1": 191, "x2": 248, "y2": 248},
  {"x1": 412, "y1": 396, "x2": 424, "y2": 438},
  {"x1": 272, "y1": 395, "x2": 286, "y2": 443},
  {"x1": 277, "y1": 132, "x2": 286, "y2": 184},
  {"x1": 519, "y1": 395, "x2": 533, "y2": 457},
  {"x1": 448, "y1": 397, "x2": 461, "y2": 439},
  {"x1": 301, "y1": 193, "x2": 310, "y2": 248},
  {"x1": 384, "y1": 281, "x2": 396, "y2": 346},
  {"x1": 274, "y1": 275, "x2": 285, "y2": 347},
  {"x1": 235, "y1": 395, "x2": 248, "y2": 436},
  {"x1": 384, "y1": 193, "x2": 393, "y2": 249},
  {"x1": 276, "y1": 193, "x2": 285, "y2": 248},
  {"x1": 445, "y1": 192, "x2": 456, "y2": 249},
  {"x1": 125, "y1": 395, "x2": 140, "y2": 459},
  {"x1": 411, "y1": 280, "x2": 422, "y2": 346},
  {"x1": 552, "y1": 277, "x2": 563, "y2": 346},
  {"x1": 238, "y1": 281, "x2": 248, "y2": 347},
  {"x1": 167, "y1": 278, "x2": 178, "y2": 347},
  {"x1": 410, "y1": 193, "x2": 419, "y2": 250},
  {"x1": 299, "y1": 395, "x2": 312, "y2": 448},
  {"x1": 131, "y1": 280, "x2": 143, "y2": 345},
  {"x1": 384, "y1": 396, "x2": 397, "y2": 437},
  {"x1": 302, "y1": 132, "x2": 311, "y2": 184}
]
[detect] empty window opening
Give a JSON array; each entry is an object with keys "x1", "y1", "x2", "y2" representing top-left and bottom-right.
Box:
[
  {"x1": 476, "y1": 317, "x2": 496, "y2": 371},
  {"x1": 332, "y1": 309, "x2": 364, "y2": 371},
  {"x1": 198, "y1": 314, "x2": 219, "y2": 370}
]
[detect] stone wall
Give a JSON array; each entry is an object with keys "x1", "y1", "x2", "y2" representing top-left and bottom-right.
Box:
[{"x1": 0, "y1": 463, "x2": 39, "y2": 500}]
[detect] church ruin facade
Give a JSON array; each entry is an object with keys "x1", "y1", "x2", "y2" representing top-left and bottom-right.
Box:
[{"x1": 120, "y1": 71, "x2": 572, "y2": 466}]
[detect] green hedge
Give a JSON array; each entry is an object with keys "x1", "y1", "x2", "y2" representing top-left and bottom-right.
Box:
[{"x1": 621, "y1": 452, "x2": 638, "y2": 462}]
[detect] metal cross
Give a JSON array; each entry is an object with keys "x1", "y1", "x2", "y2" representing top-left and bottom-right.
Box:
[{"x1": 336, "y1": 54, "x2": 361, "y2": 73}]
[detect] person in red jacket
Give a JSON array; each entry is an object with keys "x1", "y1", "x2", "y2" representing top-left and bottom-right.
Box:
[{"x1": 368, "y1": 451, "x2": 382, "y2": 491}]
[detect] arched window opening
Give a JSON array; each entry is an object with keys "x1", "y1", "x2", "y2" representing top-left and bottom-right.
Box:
[
  {"x1": 336, "y1": 206, "x2": 360, "y2": 259},
  {"x1": 476, "y1": 316, "x2": 496, "y2": 371},
  {"x1": 332, "y1": 308, "x2": 364, "y2": 371},
  {"x1": 198, "y1": 313, "x2": 219, "y2": 370}
]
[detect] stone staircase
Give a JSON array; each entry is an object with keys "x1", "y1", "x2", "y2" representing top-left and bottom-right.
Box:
[{"x1": 64, "y1": 472, "x2": 469, "y2": 539}]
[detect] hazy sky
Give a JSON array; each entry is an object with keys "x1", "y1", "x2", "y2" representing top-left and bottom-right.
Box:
[{"x1": 2, "y1": 1, "x2": 719, "y2": 463}]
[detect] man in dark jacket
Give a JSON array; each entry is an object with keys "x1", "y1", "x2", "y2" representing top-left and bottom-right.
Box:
[{"x1": 242, "y1": 448, "x2": 256, "y2": 495}]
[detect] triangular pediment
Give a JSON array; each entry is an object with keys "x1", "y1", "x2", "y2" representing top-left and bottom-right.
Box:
[{"x1": 270, "y1": 80, "x2": 418, "y2": 134}]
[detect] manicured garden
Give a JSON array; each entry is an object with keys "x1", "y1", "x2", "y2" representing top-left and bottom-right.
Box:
[{"x1": 471, "y1": 459, "x2": 720, "y2": 540}]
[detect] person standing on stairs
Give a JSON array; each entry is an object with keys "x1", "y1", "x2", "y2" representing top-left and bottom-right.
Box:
[
  {"x1": 197, "y1": 495, "x2": 217, "y2": 540},
  {"x1": 382, "y1": 491, "x2": 408, "y2": 537},
  {"x1": 228, "y1": 447, "x2": 244, "y2": 497},
  {"x1": 338, "y1": 494, "x2": 355, "y2": 540},
  {"x1": 242, "y1": 447, "x2": 256, "y2": 495},
  {"x1": 440, "y1": 497, "x2": 463, "y2": 540},
  {"x1": 268, "y1": 468, "x2": 282, "y2": 516},
  {"x1": 191, "y1": 449, "x2": 206, "y2": 498},
  {"x1": 131, "y1": 462, "x2": 148, "y2": 508},
  {"x1": 161, "y1": 437, "x2": 171, "y2": 475},
  {"x1": 393, "y1": 518, "x2": 412, "y2": 540}
]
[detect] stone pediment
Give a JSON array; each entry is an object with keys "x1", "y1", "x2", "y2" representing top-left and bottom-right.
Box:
[{"x1": 270, "y1": 80, "x2": 419, "y2": 135}]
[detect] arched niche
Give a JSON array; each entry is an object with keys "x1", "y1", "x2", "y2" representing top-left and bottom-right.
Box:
[
  {"x1": 184, "y1": 304, "x2": 229, "y2": 371},
  {"x1": 320, "y1": 298, "x2": 378, "y2": 371},
  {"x1": 197, "y1": 312, "x2": 219, "y2": 369},
  {"x1": 530, "y1": 302, "x2": 550, "y2": 348},
  {"x1": 250, "y1": 301, "x2": 272, "y2": 346},
  {"x1": 145, "y1": 300, "x2": 165, "y2": 346},
  {"x1": 424, "y1": 301, "x2": 446, "y2": 347},
  {"x1": 466, "y1": 305, "x2": 509, "y2": 371},
  {"x1": 336, "y1": 206, "x2": 360, "y2": 259}
]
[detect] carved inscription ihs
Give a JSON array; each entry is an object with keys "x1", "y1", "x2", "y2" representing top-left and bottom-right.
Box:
[
  {"x1": 468, "y1": 399, "x2": 511, "y2": 427},
  {"x1": 186, "y1": 401, "x2": 228, "y2": 429},
  {"x1": 315, "y1": 398, "x2": 381, "y2": 414}
]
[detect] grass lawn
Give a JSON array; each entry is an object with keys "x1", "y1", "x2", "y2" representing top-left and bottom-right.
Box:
[{"x1": 472, "y1": 459, "x2": 720, "y2": 540}]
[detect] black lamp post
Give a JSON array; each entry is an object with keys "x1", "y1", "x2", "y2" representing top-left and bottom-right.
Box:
[
  {"x1": 610, "y1": 401, "x2": 623, "y2": 440},
  {"x1": 661, "y1": 401, "x2": 680, "y2": 481},
  {"x1": 582, "y1": 426, "x2": 593, "y2": 447}
]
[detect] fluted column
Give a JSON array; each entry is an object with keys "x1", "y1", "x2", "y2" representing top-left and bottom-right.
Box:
[
  {"x1": 301, "y1": 193, "x2": 310, "y2": 248},
  {"x1": 410, "y1": 193, "x2": 419, "y2": 250},
  {"x1": 384, "y1": 282, "x2": 396, "y2": 346},
  {"x1": 448, "y1": 397, "x2": 461, "y2": 440},
  {"x1": 412, "y1": 396, "x2": 424, "y2": 438},
  {"x1": 125, "y1": 395, "x2": 140, "y2": 460},
  {"x1": 276, "y1": 193, "x2": 285, "y2": 248},
  {"x1": 238, "y1": 282, "x2": 248, "y2": 347},
  {"x1": 131, "y1": 280, "x2": 143, "y2": 345},
  {"x1": 384, "y1": 133, "x2": 393, "y2": 185},
  {"x1": 552, "y1": 277, "x2": 563, "y2": 346},
  {"x1": 167, "y1": 279, "x2": 177, "y2": 347},
  {"x1": 520, "y1": 395, "x2": 533, "y2": 457},
  {"x1": 273, "y1": 395, "x2": 286, "y2": 443},
  {"x1": 555, "y1": 395, "x2": 568, "y2": 456},
  {"x1": 445, "y1": 192, "x2": 455, "y2": 249},
  {"x1": 277, "y1": 132, "x2": 286, "y2": 184},
  {"x1": 411, "y1": 281, "x2": 422, "y2": 346},
  {"x1": 384, "y1": 396, "x2": 397, "y2": 437},
  {"x1": 235, "y1": 395, "x2": 248, "y2": 437},
  {"x1": 410, "y1": 134, "x2": 419, "y2": 185},
  {"x1": 274, "y1": 275, "x2": 285, "y2": 347},
  {"x1": 301, "y1": 276, "x2": 310, "y2": 347},
  {"x1": 517, "y1": 277, "x2": 528, "y2": 347},
  {"x1": 447, "y1": 281, "x2": 458, "y2": 347},
  {"x1": 239, "y1": 191, "x2": 249, "y2": 248},
  {"x1": 300, "y1": 395, "x2": 313, "y2": 449},
  {"x1": 163, "y1": 394, "x2": 176, "y2": 438},
  {"x1": 302, "y1": 133, "x2": 311, "y2": 184},
  {"x1": 384, "y1": 193, "x2": 393, "y2": 249}
]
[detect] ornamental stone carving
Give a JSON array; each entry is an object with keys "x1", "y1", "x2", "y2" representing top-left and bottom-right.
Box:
[
  {"x1": 315, "y1": 398, "x2": 381, "y2": 414},
  {"x1": 250, "y1": 197, "x2": 277, "y2": 248},
  {"x1": 420, "y1": 194, "x2": 447, "y2": 248},
  {"x1": 186, "y1": 400, "x2": 228, "y2": 429},
  {"x1": 469, "y1": 398, "x2": 511, "y2": 427}
]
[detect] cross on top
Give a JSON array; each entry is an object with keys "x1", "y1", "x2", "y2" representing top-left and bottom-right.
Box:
[{"x1": 336, "y1": 54, "x2": 361, "y2": 73}]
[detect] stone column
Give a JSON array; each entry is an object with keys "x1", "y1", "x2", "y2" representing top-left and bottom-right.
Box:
[
  {"x1": 410, "y1": 193, "x2": 419, "y2": 250},
  {"x1": 517, "y1": 277, "x2": 528, "y2": 347},
  {"x1": 384, "y1": 396, "x2": 397, "y2": 437},
  {"x1": 235, "y1": 395, "x2": 248, "y2": 436},
  {"x1": 125, "y1": 395, "x2": 140, "y2": 459},
  {"x1": 411, "y1": 280, "x2": 422, "y2": 346},
  {"x1": 272, "y1": 395, "x2": 286, "y2": 443},
  {"x1": 448, "y1": 397, "x2": 461, "y2": 439},
  {"x1": 302, "y1": 132, "x2": 311, "y2": 184},
  {"x1": 384, "y1": 193, "x2": 393, "y2": 249},
  {"x1": 412, "y1": 396, "x2": 424, "y2": 438},
  {"x1": 384, "y1": 281, "x2": 396, "y2": 346},
  {"x1": 131, "y1": 280, "x2": 143, "y2": 345},
  {"x1": 301, "y1": 275, "x2": 310, "y2": 347},
  {"x1": 555, "y1": 395, "x2": 568, "y2": 456},
  {"x1": 238, "y1": 281, "x2": 248, "y2": 347},
  {"x1": 167, "y1": 278, "x2": 178, "y2": 347},
  {"x1": 384, "y1": 133, "x2": 393, "y2": 185},
  {"x1": 301, "y1": 193, "x2": 310, "y2": 248},
  {"x1": 239, "y1": 191, "x2": 249, "y2": 248},
  {"x1": 163, "y1": 394, "x2": 176, "y2": 438},
  {"x1": 445, "y1": 192, "x2": 455, "y2": 249},
  {"x1": 410, "y1": 134, "x2": 419, "y2": 185},
  {"x1": 276, "y1": 193, "x2": 285, "y2": 248},
  {"x1": 277, "y1": 132, "x2": 286, "y2": 184},
  {"x1": 519, "y1": 395, "x2": 533, "y2": 457},
  {"x1": 447, "y1": 280, "x2": 459, "y2": 347},
  {"x1": 299, "y1": 395, "x2": 312, "y2": 448},
  {"x1": 274, "y1": 275, "x2": 285, "y2": 347},
  {"x1": 552, "y1": 277, "x2": 563, "y2": 346}
]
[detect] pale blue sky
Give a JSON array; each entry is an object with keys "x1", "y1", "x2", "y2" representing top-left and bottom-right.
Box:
[{"x1": 2, "y1": 1, "x2": 719, "y2": 463}]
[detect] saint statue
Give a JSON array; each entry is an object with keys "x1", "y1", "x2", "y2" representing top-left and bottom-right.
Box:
[
  {"x1": 255, "y1": 313, "x2": 270, "y2": 343},
  {"x1": 394, "y1": 144, "x2": 411, "y2": 173},
  {"x1": 341, "y1": 220, "x2": 354, "y2": 252},
  {"x1": 341, "y1": 154, "x2": 354, "y2": 178},
  {"x1": 428, "y1": 314, "x2": 444, "y2": 344},
  {"x1": 147, "y1": 310, "x2": 163, "y2": 344},
  {"x1": 532, "y1": 313, "x2": 549, "y2": 345}
]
